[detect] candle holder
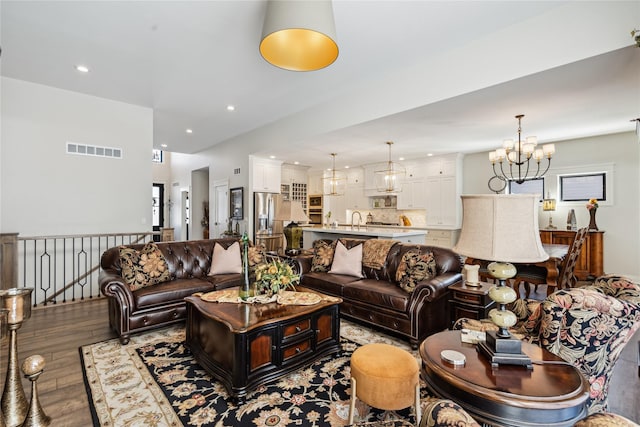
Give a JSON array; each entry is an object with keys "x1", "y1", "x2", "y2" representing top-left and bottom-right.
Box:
[
  {"x1": 0, "y1": 309, "x2": 10, "y2": 427},
  {"x1": 0, "y1": 288, "x2": 33, "y2": 427}
]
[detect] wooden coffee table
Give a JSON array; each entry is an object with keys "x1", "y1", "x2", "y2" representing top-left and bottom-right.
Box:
[
  {"x1": 420, "y1": 330, "x2": 589, "y2": 427},
  {"x1": 185, "y1": 288, "x2": 342, "y2": 403}
]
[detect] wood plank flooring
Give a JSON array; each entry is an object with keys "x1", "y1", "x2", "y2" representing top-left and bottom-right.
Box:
[{"x1": 0, "y1": 298, "x2": 638, "y2": 426}]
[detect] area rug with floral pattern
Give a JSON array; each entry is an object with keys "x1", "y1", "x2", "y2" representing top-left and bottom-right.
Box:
[{"x1": 80, "y1": 320, "x2": 435, "y2": 427}]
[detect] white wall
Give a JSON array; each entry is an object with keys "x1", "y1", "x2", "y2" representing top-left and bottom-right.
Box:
[
  {"x1": 462, "y1": 131, "x2": 639, "y2": 277},
  {"x1": 0, "y1": 77, "x2": 153, "y2": 235}
]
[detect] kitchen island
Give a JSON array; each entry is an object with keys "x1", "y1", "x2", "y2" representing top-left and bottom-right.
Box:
[{"x1": 302, "y1": 226, "x2": 427, "y2": 249}]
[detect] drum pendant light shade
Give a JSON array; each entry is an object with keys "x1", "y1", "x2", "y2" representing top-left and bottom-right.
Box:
[{"x1": 260, "y1": 0, "x2": 339, "y2": 72}]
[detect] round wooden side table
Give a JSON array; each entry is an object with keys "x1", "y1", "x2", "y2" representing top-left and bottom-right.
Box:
[{"x1": 420, "y1": 330, "x2": 589, "y2": 427}]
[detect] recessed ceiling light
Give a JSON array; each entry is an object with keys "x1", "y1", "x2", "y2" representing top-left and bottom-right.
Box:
[
  {"x1": 226, "y1": 105, "x2": 235, "y2": 111},
  {"x1": 294, "y1": 161, "x2": 300, "y2": 165},
  {"x1": 399, "y1": 157, "x2": 405, "y2": 161},
  {"x1": 269, "y1": 155, "x2": 276, "y2": 159},
  {"x1": 344, "y1": 165, "x2": 350, "y2": 169},
  {"x1": 75, "y1": 65, "x2": 90, "y2": 73},
  {"x1": 186, "y1": 129, "x2": 193, "y2": 134},
  {"x1": 160, "y1": 144, "x2": 168, "y2": 148},
  {"x1": 427, "y1": 153, "x2": 434, "y2": 157}
]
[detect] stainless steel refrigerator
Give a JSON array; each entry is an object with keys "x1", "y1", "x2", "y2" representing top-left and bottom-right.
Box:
[{"x1": 253, "y1": 192, "x2": 283, "y2": 243}]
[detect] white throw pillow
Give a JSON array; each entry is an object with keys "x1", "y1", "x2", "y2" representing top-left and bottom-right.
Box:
[
  {"x1": 329, "y1": 241, "x2": 364, "y2": 278},
  {"x1": 209, "y1": 242, "x2": 242, "y2": 275}
]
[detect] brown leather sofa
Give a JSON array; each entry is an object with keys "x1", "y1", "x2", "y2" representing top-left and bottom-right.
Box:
[
  {"x1": 99, "y1": 238, "x2": 242, "y2": 344},
  {"x1": 298, "y1": 238, "x2": 463, "y2": 348}
]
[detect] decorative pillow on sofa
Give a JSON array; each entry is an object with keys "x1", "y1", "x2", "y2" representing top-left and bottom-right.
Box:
[
  {"x1": 395, "y1": 249, "x2": 437, "y2": 293},
  {"x1": 119, "y1": 242, "x2": 171, "y2": 291},
  {"x1": 248, "y1": 243, "x2": 266, "y2": 268},
  {"x1": 209, "y1": 242, "x2": 242, "y2": 275},
  {"x1": 329, "y1": 240, "x2": 364, "y2": 278},
  {"x1": 311, "y1": 240, "x2": 336, "y2": 272}
]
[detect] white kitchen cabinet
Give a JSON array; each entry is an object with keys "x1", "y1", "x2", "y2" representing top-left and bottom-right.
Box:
[
  {"x1": 425, "y1": 176, "x2": 460, "y2": 227},
  {"x1": 281, "y1": 164, "x2": 308, "y2": 185},
  {"x1": 307, "y1": 172, "x2": 323, "y2": 195},
  {"x1": 425, "y1": 228, "x2": 460, "y2": 249},
  {"x1": 426, "y1": 154, "x2": 457, "y2": 177},
  {"x1": 397, "y1": 178, "x2": 426, "y2": 209},
  {"x1": 251, "y1": 157, "x2": 282, "y2": 193}
]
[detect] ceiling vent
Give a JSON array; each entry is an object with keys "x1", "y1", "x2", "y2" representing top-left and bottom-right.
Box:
[{"x1": 66, "y1": 142, "x2": 122, "y2": 159}]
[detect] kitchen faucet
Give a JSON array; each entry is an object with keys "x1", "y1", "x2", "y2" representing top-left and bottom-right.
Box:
[{"x1": 351, "y1": 211, "x2": 363, "y2": 230}]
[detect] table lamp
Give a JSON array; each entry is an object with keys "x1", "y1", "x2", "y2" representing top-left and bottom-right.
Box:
[
  {"x1": 542, "y1": 193, "x2": 557, "y2": 229},
  {"x1": 274, "y1": 200, "x2": 309, "y2": 255},
  {"x1": 453, "y1": 194, "x2": 548, "y2": 368}
]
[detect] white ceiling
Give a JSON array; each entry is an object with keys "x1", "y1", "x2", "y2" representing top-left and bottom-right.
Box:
[{"x1": 1, "y1": 1, "x2": 639, "y2": 171}]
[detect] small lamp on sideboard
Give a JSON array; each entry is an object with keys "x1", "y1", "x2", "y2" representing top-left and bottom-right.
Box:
[{"x1": 542, "y1": 193, "x2": 557, "y2": 230}]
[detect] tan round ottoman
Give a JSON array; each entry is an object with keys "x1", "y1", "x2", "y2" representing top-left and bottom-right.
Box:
[{"x1": 348, "y1": 343, "x2": 421, "y2": 425}]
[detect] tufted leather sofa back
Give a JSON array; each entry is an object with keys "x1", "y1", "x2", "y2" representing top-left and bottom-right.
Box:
[
  {"x1": 335, "y1": 238, "x2": 463, "y2": 284},
  {"x1": 100, "y1": 238, "x2": 240, "y2": 280}
]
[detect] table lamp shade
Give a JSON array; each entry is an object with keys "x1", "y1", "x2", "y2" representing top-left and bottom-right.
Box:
[
  {"x1": 274, "y1": 201, "x2": 309, "y2": 223},
  {"x1": 453, "y1": 194, "x2": 548, "y2": 264},
  {"x1": 542, "y1": 198, "x2": 556, "y2": 212}
]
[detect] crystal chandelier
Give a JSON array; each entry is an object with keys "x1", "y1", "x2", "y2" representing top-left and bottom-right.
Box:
[
  {"x1": 488, "y1": 114, "x2": 555, "y2": 192},
  {"x1": 375, "y1": 141, "x2": 405, "y2": 193},
  {"x1": 322, "y1": 153, "x2": 346, "y2": 196}
]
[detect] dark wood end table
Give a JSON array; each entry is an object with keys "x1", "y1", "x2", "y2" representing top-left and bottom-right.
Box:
[
  {"x1": 449, "y1": 281, "x2": 495, "y2": 325},
  {"x1": 420, "y1": 330, "x2": 588, "y2": 427},
  {"x1": 185, "y1": 288, "x2": 341, "y2": 403}
]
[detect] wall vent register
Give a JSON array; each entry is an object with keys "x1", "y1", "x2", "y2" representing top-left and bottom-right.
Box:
[{"x1": 66, "y1": 142, "x2": 122, "y2": 159}]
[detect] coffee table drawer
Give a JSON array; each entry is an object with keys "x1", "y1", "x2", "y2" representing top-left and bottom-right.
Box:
[
  {"x1": 283, "y1": 318, "x2": 311, "y2": 338},
  {"x1": 282, "y1": 338, "x2": 312, "y2": 362}
]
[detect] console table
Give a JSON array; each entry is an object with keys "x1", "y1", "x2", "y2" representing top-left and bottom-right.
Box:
[
  {"x1": 420, "y1": 330, "x2": 588, "y2": 427},
  {"x1": 539, "y1": 229, "x2": 604, "y2": 280}
]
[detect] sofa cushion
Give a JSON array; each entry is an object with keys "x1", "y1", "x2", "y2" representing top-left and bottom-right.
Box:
[
  {"x1": 395, "y1": 249, "x2": 437, "y2": 293},
  {"x1": 119, "y1": 242, "x2": 171, "y2": 291},
  {"x1": 342, "y1": 279, "x2": 410, "y2": 312},
  {"x1": 330, "y1": 240, "x2": 364, "y2": 278},
  {"x1": 209, "y1": 242, "x2": 242, "y2": 275},
  {"x1": 311, "y1": 240, "x2": 336, "y2": 272},
  {"x1": 134, "y1": 277, "x2": 216, "y2": 309},
  {"x1": 300, "y1": 271, "x2": 357, "y2": 296}
]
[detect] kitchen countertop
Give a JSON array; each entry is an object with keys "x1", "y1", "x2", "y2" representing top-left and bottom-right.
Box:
[{"x1": 302, "y1": 225, "x2": 427, "y2": 238}]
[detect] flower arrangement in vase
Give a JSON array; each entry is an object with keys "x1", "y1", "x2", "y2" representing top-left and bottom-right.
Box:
[
  {"x1": 254, "y1": 259, "x2": 300, "y2": 296},
  {"x1": 586, "y1": 198, "x2": 599, "y2": 231}
]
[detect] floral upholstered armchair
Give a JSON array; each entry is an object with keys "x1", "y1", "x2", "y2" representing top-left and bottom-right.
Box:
[
  {"x1": 453, "y1": 274, "x2": 640, "y2": 416},
  {"x1": 420, "y1": 399, "x2": 639, "y2": 427}
]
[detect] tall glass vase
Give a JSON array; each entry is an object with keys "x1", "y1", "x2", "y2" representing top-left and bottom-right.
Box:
[
  {"x1": 588, "y1": 208, "x2": 599, "y2": 231},
  {"x1": 239, "y1": 232, "x2": 251, "y2": 300}
]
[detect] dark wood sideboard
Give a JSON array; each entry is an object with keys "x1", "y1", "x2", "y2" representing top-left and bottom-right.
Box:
[{"x1": 539, "y1": 229, "x2": 604, "y2": 280}]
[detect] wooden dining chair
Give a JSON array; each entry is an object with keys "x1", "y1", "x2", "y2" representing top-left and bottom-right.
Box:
[{"x1": 513, "y1": 227, "x2": 589, "y2": 296}]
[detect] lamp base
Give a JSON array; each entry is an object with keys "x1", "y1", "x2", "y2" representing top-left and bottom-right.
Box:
[{"x1": 477, "y1": 330, "x2": 533, "y2": 369}]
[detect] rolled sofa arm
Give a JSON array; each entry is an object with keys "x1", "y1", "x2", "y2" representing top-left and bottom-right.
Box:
[
  {"x1": 409, "y1": 272, "x2": 461, "y2": 305},
  {"x1": 99, "y1": 269, "x2": 136, "y2": 310}
]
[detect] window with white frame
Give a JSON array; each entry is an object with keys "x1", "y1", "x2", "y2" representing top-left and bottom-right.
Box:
[
  {"x1": 508, "y1": 177, "x2": 544, "y2": 200},
  {"x1": 559, "y1": 172, "x2": 606, "y2": 202}
]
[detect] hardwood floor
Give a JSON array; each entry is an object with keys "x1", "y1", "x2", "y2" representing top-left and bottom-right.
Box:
[{"x1": 0, "y1": 298, "x2": 638, "y2": 426}]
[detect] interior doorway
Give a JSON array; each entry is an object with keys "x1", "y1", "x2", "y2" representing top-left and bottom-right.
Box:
[
  {"x1": 152, "y1": 183, "x2": 165, "y2": 242},
  {"x1": 213, "y1": 180, "x2": 229, "y2": 238}
]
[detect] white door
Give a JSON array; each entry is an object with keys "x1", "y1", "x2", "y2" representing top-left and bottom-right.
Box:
[{"x1": 214, "y1": 182, "x2": 229, "y2": 238}]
